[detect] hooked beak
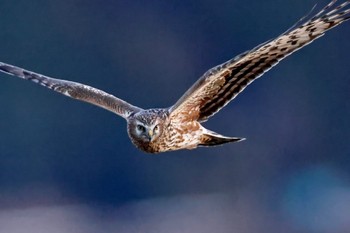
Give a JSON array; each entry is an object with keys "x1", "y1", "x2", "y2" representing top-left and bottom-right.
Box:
[{"x1": 147, "y1": 130, "x2": 154, "y2": 142}]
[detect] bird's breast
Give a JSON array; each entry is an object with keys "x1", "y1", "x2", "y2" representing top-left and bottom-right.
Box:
[{"x1": 131, "y1": 121, "x2": 203, "y2": 153}]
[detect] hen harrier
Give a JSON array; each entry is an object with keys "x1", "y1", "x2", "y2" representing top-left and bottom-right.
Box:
[{"x1": 0, "y1": 0, "x2": 349, "y2": 153}]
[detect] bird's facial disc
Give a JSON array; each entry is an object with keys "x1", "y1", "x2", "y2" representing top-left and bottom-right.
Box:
[{"x1": 135, "y1": 120, "x2": 161, "y2": 142}]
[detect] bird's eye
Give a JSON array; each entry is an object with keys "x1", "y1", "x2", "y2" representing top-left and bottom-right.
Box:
[
  {"x1": 137, "y1": 125, "x2": 145, "y2": 132},
  {"x1": 154, "y1": 125, "x2": 159, "y2": 132}
]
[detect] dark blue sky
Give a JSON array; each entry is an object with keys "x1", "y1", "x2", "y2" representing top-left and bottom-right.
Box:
[{"x1": 0, "y1": 1, "x2": 349, "y2": 232}]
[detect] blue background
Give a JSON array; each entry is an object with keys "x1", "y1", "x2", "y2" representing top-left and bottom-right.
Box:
[{"x1": 0, "y1": 0, "x2": 349, "y2": 232}]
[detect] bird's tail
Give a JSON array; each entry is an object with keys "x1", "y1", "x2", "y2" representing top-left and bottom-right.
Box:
[{"x1": 199, "y1": 130, "x2": 245, "y2": 147}]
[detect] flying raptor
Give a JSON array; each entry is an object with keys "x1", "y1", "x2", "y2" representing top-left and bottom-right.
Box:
[{"x1": 0, "y1": 0, "x2": 349, "y2": 153}]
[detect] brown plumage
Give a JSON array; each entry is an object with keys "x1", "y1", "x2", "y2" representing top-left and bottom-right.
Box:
[{"x1": 0, "y1": 0, "x2": 349, "y2": 153}]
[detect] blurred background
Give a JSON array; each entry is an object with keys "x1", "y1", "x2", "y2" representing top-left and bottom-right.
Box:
[{"x1": 0, "y1": 0, "x2": 349, "y2": 232}]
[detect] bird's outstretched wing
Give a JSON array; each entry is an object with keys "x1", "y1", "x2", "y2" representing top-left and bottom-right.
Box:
[
  {"x1": 0, "y1": 62, "x2": 143, "y2": 118},
  {"x1": 170, "y1": 0, "x2": 350, "y2": 122}
]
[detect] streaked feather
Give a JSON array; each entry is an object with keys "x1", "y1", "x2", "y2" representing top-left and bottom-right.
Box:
[
  {"x1": 170, "y1": 0, "x2": 350, "y2": 122},
  {"x1": 0, "y1": 62, "x2": 142, "y2": 118}
]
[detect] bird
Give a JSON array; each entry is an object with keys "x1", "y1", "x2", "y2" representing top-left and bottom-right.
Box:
[{"x1": 0, "y1": 0, "x2": 349, "y2": 153}]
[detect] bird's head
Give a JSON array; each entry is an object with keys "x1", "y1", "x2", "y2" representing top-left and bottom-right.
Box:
[{"x1": 127, "y1": 109, "x2": 168, "y2": 146}]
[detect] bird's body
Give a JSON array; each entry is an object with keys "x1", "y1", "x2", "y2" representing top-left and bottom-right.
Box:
[
  {"x1": 127, "y1": 108, "x2": 240, "y2": 153},
  {"x1": 0, "y1": 0, "x2": 349, "y2": 153}
]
